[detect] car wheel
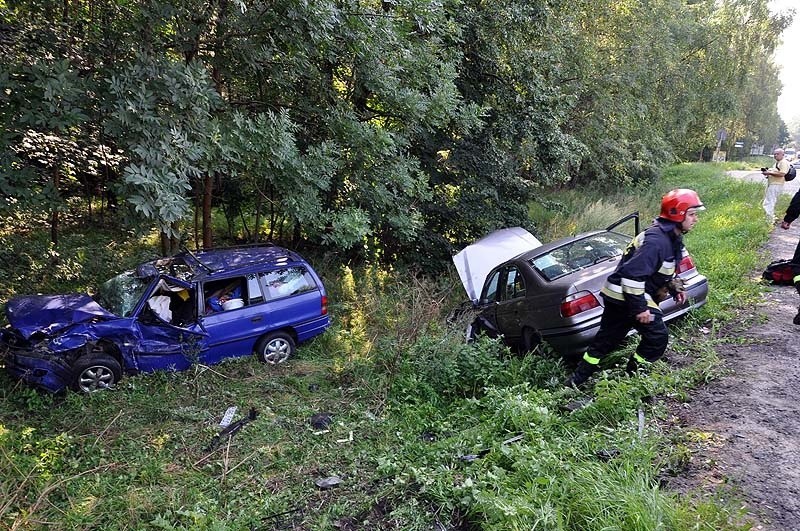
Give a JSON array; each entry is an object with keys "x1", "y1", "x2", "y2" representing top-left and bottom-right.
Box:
[
  {"x1": 255, "y1": 331, "x2": 295, "y2": 365},
  {"x1": 71, "y1": 355, "x2": 122, "y2": 393},
  {"x1": 520, "y1": 327, "x2": 542, "y2": 354}
]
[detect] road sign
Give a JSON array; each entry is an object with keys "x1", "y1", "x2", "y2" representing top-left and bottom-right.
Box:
[
  {"x1": 716, "y1": 129, "x2": 727, "y2": 142},
  {"x1": 734, "y1": 141, "x2": 744, "y2": 148}
]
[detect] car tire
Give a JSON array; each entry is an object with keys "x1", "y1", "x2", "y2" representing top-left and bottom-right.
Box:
[
  {"x1": 71, "y1": 354, "x2": 122, "y2": 393},
  {"x1": 520, "y1": 327, "x2": 542, "y2": 354},
  {"x1": 255, "y1": 331, "x2": 295, "y2": 365}
]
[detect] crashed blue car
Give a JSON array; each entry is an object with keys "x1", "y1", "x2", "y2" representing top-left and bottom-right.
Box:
[{"x1": 0, "y1": 245, "x2": 330, "y2": 393}]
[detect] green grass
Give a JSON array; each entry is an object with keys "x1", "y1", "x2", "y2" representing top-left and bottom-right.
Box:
[{"x1": 0, "y1": 164, "x2": 772, "y2": 529}]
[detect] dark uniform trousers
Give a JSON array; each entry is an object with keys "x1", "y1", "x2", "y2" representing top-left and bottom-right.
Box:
[{"x1": 586, "y1": 301, "x2": 669, "y2": 364}]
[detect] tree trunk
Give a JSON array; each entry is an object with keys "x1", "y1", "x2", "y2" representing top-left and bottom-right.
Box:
[
  {"x1": 50, "y1": 165, "x2": 60, "y2": 245},
  {"x1": 203, "y1": 172, "x2": 213, "y2": 249}
]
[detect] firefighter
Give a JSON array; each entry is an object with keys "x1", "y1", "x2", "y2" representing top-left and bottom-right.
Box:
[
  {"x1": 565, "y1": 189, "x2": 705, "y2": 387},
  {"x1": 778, "y1": 186, "x2": 800, "y2": 325}
]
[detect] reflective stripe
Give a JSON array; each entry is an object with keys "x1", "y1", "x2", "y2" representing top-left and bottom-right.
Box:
[
  {"x1": 658, "y1": 261, "x2": 676, "y2": 275},
  {"x1": 602, "y1": 281, "x2": 659, "y2": 308},
  {"x1": 583, "y1": 352, "x2": 601, "y2": 365},
  {"x1": 623, "y1": 286, "x2": 646, "y2": 295},
  {"x1": 601, "y1": 283, "x2": 625, "y2": 301},
  {"x1": 794, "y1": 274, "x2": 800, "y2": 284},
  {"x1": 621, "y1": 278, "x2": 645, "y2": 289},
  {"x1": 621, "y1": 277, "x2": 646, "y2": 295},
  {"x1": 604, "y1": 282, "x2": 623, "y2": 294}
]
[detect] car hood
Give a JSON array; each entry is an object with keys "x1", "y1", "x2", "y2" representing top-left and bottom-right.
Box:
[
  {"x1": 453, "y1": 227, "x2": 542, "y2": 303},
  {"x1": 6, "y1": 294, "x2": 117, "y2": 340}
]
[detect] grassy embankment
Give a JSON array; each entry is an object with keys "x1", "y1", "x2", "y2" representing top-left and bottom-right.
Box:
[{"x1": 0, "y1": 163, "x2": 780, "y2": 529}]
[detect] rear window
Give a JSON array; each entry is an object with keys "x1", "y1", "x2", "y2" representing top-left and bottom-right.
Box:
[{"x1": 530, "y1": 232, "x2": 629, "y2": 281}]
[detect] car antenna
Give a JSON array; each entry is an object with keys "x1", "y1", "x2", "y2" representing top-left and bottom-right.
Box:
[{"x1": 180, "y1": 245, "x2": 215, "y2": 273}]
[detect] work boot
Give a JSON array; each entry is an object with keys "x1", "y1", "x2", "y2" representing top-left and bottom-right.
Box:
[
  {"x1": 794, "y1": 306, "x2": 800, "y2": 326},
  {"x1": 564, "y1": 360, "x2": 597, "y2": 388}
]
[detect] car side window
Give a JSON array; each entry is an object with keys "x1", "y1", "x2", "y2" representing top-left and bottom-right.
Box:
[
  {"x1": 504, "y1": 266, "x2": 525, "y2": 300},
  {"x1": 247, "y1": 274, "x2": 264, "y2": 304},
  {"x1": 259, "y1": 267, "x2": 317, "y2": 300},
  {"x1": 203, "y1": 277, "x2": 247, "y2": 314},
  {"x1": 483, "y1": 270, "x2": 501, "y2": 302}
]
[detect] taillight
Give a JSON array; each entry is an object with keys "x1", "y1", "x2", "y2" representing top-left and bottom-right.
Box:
[
  {"x1": 321, "y1": 295, "x2": 328, "y2": 315},
  {"x1": 676, "y1": 255, "x2": 695, "y2": 274},
  {"x1": 560, "y1": 291, "x2": 600, "y2": 317}
]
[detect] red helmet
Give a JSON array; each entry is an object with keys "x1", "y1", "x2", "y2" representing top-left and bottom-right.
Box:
[{"x1": 659, "y1": 189, "x2": 705, "y2": 222}]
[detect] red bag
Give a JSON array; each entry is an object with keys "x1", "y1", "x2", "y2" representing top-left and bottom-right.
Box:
[{"x1": 762, "y1": 259, "x2": 800, "y2": 285}]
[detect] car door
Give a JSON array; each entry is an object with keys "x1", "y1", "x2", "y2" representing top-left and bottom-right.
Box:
[
  {"x1": 132, "y1": 276, "x2": 208, "y2": 373},
  {"x1": 474, "y1": 268, "x2": 503, "y2": 336},
  {"x1": 198, "y1": 273, "x2": 267, "y2": 365},
  {"x1": 493, "y1": 264, "x2": 527, "y2": 342}
]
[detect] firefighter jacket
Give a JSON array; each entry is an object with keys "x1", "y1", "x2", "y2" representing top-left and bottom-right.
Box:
[
  {"x1": 784, "y1": 188, "x2": 800, "y2": 224},
  {"x1": 600, "y1": 218, "x2": 685, "y2": 317}
]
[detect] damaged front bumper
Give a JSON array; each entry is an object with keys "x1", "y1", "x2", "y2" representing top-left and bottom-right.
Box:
[{"x1": 1, "y1": 332, "x2": 72, "y2": 393}]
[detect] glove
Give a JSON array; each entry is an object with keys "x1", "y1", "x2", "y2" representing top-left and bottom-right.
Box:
[
  {"x1": 667, "y1": 277, "x2": 686, "y2": 295},
  {"x1": 653, "y1": 277, "x2": 686, "y2": 303}
]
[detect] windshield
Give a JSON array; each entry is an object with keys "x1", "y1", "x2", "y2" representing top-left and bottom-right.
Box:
[
  {"x1": 530, "y1": 232, "x2": 629, "y2": 281},
  {"x1": 94, "y1": 271, "x2": 151, "y2": 317}
]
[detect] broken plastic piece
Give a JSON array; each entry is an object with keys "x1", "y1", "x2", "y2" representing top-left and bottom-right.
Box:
[
  {"x1": 205, "y1": 408, "x2": 258, "y2": 452},
  {"x1": 310, "y1": 412, "x2": 333, "y2": 430},
  {"x1": 219, "y1": 406, "x2": 238, "y2": 428},
  {"x1": 315, "y1": 476, "x2": 342, "y2": 489}
]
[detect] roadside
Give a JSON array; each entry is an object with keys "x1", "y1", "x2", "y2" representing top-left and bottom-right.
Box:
[
  {"x1": 667, "y1": 171, "x2": 800, "y2": 530},
  {"x1": 727, "y1": 169, "x2": 800, "y2": 196}
]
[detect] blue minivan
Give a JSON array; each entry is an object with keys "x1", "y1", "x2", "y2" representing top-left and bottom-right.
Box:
[{"x1": 0, "y1": 245, "x2": 330, "y2": 392}]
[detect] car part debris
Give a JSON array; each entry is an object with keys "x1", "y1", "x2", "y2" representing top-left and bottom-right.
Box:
[
  {"x1": 419, "y1": 431, "x2": 436, "y2": 442},
  {"x1": 205, "y1": 408, "x2": 258, "y2": 452},
  {"x1": 459, "y1": 449, "x2": 491, "y2": 462},
  {"x1": 310, "y1": 412, "x2": 333, "y2": 430},
  {"x1": 595, "y1": 448, "x2": 621, "y2": 461},
  {"x1": 219, "y1": 406, "x2": 237, "y2": 428},
  {"x1": 336, "y1": 431, "x2": 353, "y2": 443},
  {"x1": 560, "y1": 397, "x2": 594, "y2": 413},
  {"x1": 459, "y1": 433, "x2": 525, "y2": 462},
  {"x1": 315, "y1": 476, "x2": 342, "y2": 489}
]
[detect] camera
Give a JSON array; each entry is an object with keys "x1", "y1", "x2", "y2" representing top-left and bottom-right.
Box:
[{"x1": 761, "y1": 167, "x2": 768, "y2": 172}]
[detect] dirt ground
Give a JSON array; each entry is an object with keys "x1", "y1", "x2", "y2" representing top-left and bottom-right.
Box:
[{"x1": 667, "y1": 173, "x2": 800, "y2": 530}]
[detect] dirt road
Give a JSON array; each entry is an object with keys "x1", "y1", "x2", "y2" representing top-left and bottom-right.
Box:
[{"x1": 669, "y1": 173, "x2": 800, "y2": 530}]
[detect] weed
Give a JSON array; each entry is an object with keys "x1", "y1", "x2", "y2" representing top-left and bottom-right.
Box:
[{"x1": 0, "y1": 164, "x2": 769, "y2": 529}]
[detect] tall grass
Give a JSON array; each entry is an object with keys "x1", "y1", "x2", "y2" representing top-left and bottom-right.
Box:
[{"x1": 0, "y1": 164, "x2": 771, "y2": 529}]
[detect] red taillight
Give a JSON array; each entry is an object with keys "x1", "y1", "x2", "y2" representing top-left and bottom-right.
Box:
[
  {"x1": 321, "y1": 295, "x2": 328, "y2": 315},
  {"x1": 560, "y1": 291, "x2": 600, "y2": 317},
  {"x1": 676, "y1": 255, "x2": 695, "y2": 274}
]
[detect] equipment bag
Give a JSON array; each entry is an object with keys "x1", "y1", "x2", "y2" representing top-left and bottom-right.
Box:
[
  {"x1": 785, "y1": 164, "x2": 797, "y2": 182},
  {"x1": 762, "y1": 259, "x2": 800, "y2": 285}
]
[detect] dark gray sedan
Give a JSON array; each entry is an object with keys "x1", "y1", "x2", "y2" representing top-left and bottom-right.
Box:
[{"x1": 452, "y1": 213, "x2": 708, "y2": 357}]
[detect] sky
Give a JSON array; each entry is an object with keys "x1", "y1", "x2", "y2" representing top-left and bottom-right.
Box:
[{"x1": 771, "y1": 0, "x2": 799, "y2": 125}]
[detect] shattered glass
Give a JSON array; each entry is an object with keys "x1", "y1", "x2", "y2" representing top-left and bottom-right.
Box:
[{"x1": 95, "y1": 271, "x2": 150, "y2": 317}]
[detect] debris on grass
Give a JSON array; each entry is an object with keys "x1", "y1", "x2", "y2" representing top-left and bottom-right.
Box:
[{"x1": 205, "y1": 407, "x2": 258, "y2": 452}]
